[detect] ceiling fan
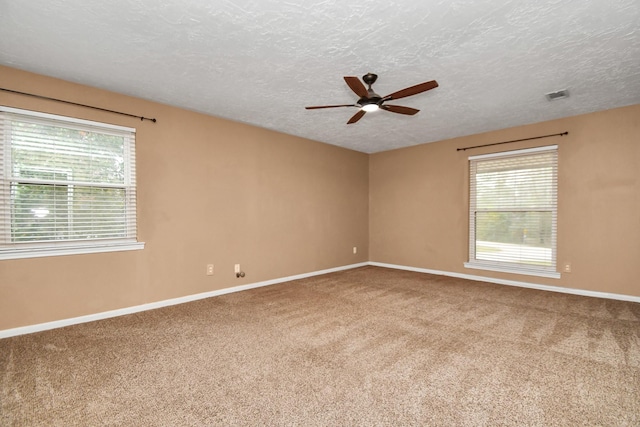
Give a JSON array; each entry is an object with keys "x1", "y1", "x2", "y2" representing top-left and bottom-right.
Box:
[{"x1": 305, "y1": 73, "x2": 438, "y2": 124}]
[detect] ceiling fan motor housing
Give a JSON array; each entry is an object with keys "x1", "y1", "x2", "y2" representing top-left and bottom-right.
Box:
[
  {"x1": 358, "y1": 94, "x2": 382, "y2": 108},
  {"x1": 359, "y1": 73, "x2": 382, "y2": 107}
]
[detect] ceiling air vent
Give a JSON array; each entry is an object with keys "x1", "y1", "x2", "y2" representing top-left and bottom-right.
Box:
[{"x1": 545, "y1": 89, "x2": 569, "y2": 101}]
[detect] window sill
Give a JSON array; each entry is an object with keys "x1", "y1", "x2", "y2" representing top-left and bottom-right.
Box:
[
  {"x1": 0, "y1": 241, "x2": 145, "y2": 260},
  {"x1": 464, "y1": 261, "x2": 560, "y2": 279}
]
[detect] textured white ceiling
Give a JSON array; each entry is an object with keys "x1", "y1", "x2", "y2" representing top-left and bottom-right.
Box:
[{"x1": 1, "y1": 0, "x2": 639, "y2": 153}]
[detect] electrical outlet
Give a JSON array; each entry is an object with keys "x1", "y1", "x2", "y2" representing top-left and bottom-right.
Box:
[
  {"x1": 353, "y1": 247, "x2": 357, "y2": 254},
  {"x1": 563, "y1": 262, "x2": 571, "y2": 273},
  {"x1": 234, "y1": 264, "x2": 240, "y2": 274},
  {"x1": 206, "y1": 264, "x2": 214, "y2": 275}
]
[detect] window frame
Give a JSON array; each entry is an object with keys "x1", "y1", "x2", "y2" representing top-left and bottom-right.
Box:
[
  {"x1": 464, "y1": 145, "x2": 560, "y2": 279},
  {"x1": 0, "y1": 106, "x2": 144, "y2": 260}
]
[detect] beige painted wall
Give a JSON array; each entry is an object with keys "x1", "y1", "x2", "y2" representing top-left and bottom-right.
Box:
[
  {"x1": 370, "y1": 104, "x2": 640, "y2": 297},
  {"x1": 1, "y1": 64, "x2": 638, "y2": 332},
  {"x1": 0, "y1": 66, "x2": 370, "y2": 330}
]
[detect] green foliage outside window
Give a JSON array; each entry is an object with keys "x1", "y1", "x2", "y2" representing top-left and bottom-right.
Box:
[{"x1": 8, "y1": 119, "x2": 129, "y2": 243}]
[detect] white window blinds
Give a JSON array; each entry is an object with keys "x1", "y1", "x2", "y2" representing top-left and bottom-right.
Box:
[
  {"x1": 466, "y1": 145, "x2": 558, "y2": 278},
  {"x1": 0, "y1": 106, "x2": 141, "y2": 259}
]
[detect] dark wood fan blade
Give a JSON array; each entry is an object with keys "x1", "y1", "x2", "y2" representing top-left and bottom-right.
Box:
[
  {"x1": 344, "y1": 76, "x2": 369, "y2": 98},
  {"x1": 347, "y1": 110, "x2": 366, "y2": 124},
  {"x1": 384, "y1": 80, "x2": 438, "y2": 101},
  {"x1": 305, "y1": 104, "x2": 357, "y2": 109},
  {"x1": 381, "y1": 105, "x2": 420, "y2": 115}
]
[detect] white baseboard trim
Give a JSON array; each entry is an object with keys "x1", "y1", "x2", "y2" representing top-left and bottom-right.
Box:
[
  {"x1": 4, "y1": 261, "x2": 636, "y2": 339},
  {"x1": 368, "y1": 262, "x2": 640, "y2": 303},
  {"x1": 0, "y1": 262, "x2": 369, "y2": 339}
]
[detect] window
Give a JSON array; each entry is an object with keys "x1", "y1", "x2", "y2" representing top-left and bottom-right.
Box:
[
  {"x1": 0, "y1": 106, "x2": 143, "y2": 259},
  {"x1": 465, "y1": 145, "x2": 559, "y2": 278}
]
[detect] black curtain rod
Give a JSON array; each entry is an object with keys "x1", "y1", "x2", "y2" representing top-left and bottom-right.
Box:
[
  {"x1": 0, "y1": 87, "x2": 157, "y2": 123},
  {"x1": 457, "y1": 131, "x2": 568, "y2": 151}
]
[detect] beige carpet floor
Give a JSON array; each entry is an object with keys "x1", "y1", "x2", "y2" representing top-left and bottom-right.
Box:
[{"x1": 1, "y1": 266, "x2": 639, "y2": 426}]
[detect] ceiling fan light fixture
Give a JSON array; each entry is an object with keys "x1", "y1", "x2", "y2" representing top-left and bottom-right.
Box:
[{"x1": 361, "y1": 103, "x2": 379, "y2": 112}]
